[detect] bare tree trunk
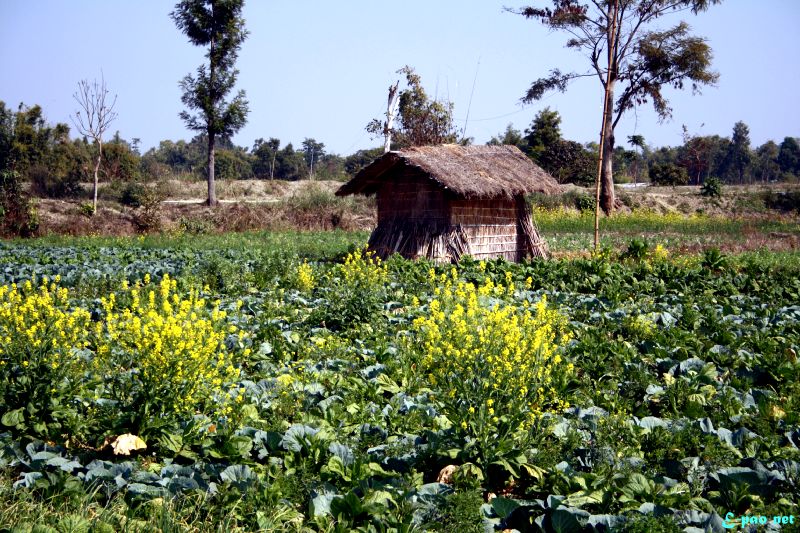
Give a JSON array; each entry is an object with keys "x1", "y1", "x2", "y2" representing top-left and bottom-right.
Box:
[
  {"x1": 207, "y1": 26, "x2": 218, "y2": 206},
  {"x1": 270, "y1": 152, "x2": 276, "y2": 180},
  {"x1": 207, "y1": 132, "x2": 217, "y2": 206},
  {"x1": 600, "y1": 85, "x2": 616, "y2": 215},
  {"x1": 93, "y1": 140, "x2": 102, "y2": 214}
]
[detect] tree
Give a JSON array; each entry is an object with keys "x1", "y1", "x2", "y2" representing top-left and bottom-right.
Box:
[
  {"x1": 487, "y1": 124, "x2": 526, "y2": 149},
  {"x1": 0, "y1": 102, "x2": 13, "y2": 172},
  {"x1": 274, "y1": 143, "x2": 307, "y2": 181},
  {"x1": 778, "y1": 137, "x2": 800, "y2": 177},
  {"x1": 103, "y1": 132, "x2": 141, "y2": 182},
  {"x1": 343, "y1": 147, "x2": 384, "y2": 176},
  {"x1": 171, "y1": 0, "x2": 249, "y2": 206},
  {"x1": 72, "y1": 77, "x2": 118, "y2": 213},
  {"x1": 723, "y1": 121, "x2": 751, "y2": 184},
  {"x1": 367, "y1": 66, "x2": 458, "y2": 148},
  {"x1": 512, "y1": 0, "x2": 719, "y2": 214},
  {"x1": 627, "y1": 134, "x2": 646, "y2": 184},
  {"x1": 679, "y1": 125, "x2": 712, "y2": 185},
  {"x1": 543, "y1": 139, "x2": 596, "y2": 185},
  {"x1": 752, "y1": 141, "x2": 780, "y2": 183},
  {"x1": 252, "y1": 137, "x2": 281, "y2": 179},
  {"x1": 524, "y1": 107, "x2": 562, "y2": 161},
  {"x1": 649, "y1": 161, "x2": 689, "y2": 185},
  {"x1": 301, "y1": 138, "x2": 325, "y2": 178}
]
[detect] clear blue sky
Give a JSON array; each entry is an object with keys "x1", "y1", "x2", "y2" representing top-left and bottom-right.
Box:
[{"x1": 1, "y1": 1, "x2": 798, "y2": 155}]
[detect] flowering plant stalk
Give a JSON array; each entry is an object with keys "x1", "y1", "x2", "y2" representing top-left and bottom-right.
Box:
[
  {"x1": 411, "y1": 269, "x2": 572, "y2": 467},
  {"x1": 0, "y1": 277, "x2": 92, "y2": 442},
  {"x1": 95, "y1": 274, "x2": 245, "y2": 434}
]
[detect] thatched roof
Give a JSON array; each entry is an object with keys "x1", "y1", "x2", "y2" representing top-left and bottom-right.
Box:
[{"x1": 336, "y1": 144, "x2": 560, "y2": 199}]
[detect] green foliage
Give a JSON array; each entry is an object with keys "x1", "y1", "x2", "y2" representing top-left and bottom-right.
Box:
[
  {"x1": 368, "y1": 65, "x2": 458, "y2": 148},
  {"x1": 723, "y1": 121, "x2": 752, "y2": 183},
  {"x1": 0, "y1": 170, "x2": 39, "y2": 237},
  {"x1": 309, "y1": 247, "x2": 388, "y2": 330},
  {"x1": 517, "y1": 1, "x2": 721, "y2": 209},
  {"x1": 78, "y1": 203, "x2": 95, "y2": 218},
  {"x1": 171, "y1": 1, "x2": 249, "y2": 139},
  {"x1": 28, "y1": 164, "x2": 83, "y2": 199},
  {"x1": 0, "y1": 278, "x2": 93, "y2": 442},
  {"x1": 171, "y1": 0, "x2": 249, "y2": 203},
  {"x1": 701, "y1": 176, "x2": 723, "y2": 198},
  {"x1": 422, "y1": 490, "x2": 484, "y2": 532},
  {"x1": 0, "y1": 238, "x2": 799, "y2": 530},
  {"x1": 101, "y1": 135, "x2": 140, "y2": 182},
  {"x1": 488, "y1": 123, "x2": 526, "y2": 149},
  {"x1": 621, "y1": 238, "x2": 650, "y2": 261},
  {"x1": 130, "y1": 184, "x2": 168, "y2": 232},
  {"x1": 544, "y1": 140, "x2": 596, "y2": 185},
  {"x1": 95, "y1": 275, "x2": 243, "y2": 437},
  {"x1": 214, "y1": 148, "x2": 254, "y2": 180},
  {"x1": 410, "y1": 271, "x2": 572, "y2": 468},
  {"x1": 117, "y1": 182, "x2": 148, "y2": 207},
  {"x1": 649, "y1": 162, "x2": 689, "y2": 186},
  {"x1": 525, "y1": 107, "x2": 562, "y2": 160},
  {"x1": 761, "y1": 189, "x2": 800, "y2": 213},
  {"x1": 778, "y1": 137, "x2": 800, "y2": 175}
]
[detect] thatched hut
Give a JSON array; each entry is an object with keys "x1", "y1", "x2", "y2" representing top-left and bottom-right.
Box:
[{"x1": 335, "y1": 144, "x2": 560, "y2": 262}]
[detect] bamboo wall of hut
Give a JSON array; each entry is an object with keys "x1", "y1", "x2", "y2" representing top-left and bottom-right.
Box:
[{"x1": 337, "y1": 145, "x2": 558, "y2": 263}]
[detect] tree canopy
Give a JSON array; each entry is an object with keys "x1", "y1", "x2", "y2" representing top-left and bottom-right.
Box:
[{"x1": 512, "y1": 0, "x2": 720, "y2": 213}]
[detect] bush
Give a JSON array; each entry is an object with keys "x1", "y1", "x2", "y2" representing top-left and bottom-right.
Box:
[
  {"x1": 131, "y1": 184, "x2": 168, "y2": 232},
  {"x1": 0, "y1": 170, "x2": 39, "y2": 237},
  {"x1": 29, "y1": 164, "x2": 83, "y2": 198},
  {"x1": 574, "y1": 193, "x2": 594, "y2": 212},
  {"x1": 649, "y1": 163, "x2": 689, "y2": 186},
  {"x1": 761, "y1": 189, "x2": 800, "y2": 213},
  {"x1": 78, "y1": 202, "x2": 95, "y2": 217},
  {"x1": 118, "y1": 182, "x2": 148, "y2": 207},
  {"x1": 177, "y1": 216, "x2": 213, "y2": 235},
  {"x1": 528, "y1": 190, "x2": 594, "y2": 212},
  {"x1": 701, "y1": 177, "x2": 723, "y2": 198},
  {"x1": 621, "y1": 238, "x2": 650, "y2": 261}
]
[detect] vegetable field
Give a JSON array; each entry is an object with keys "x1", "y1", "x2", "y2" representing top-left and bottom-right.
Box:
[{"x1": 0, "y1": 235, "x2": 798, "y2": 532}]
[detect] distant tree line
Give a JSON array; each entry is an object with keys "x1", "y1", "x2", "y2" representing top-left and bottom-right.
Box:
[
  {"x1": 489, "y1": 107, "x2": 800, "y2": 187},
  {"x1": 0, "y1": 100, "x2": 387, "y2": 200},
  {"x1": 2, "y1": 99, "x2": 798, "y2": 203}
]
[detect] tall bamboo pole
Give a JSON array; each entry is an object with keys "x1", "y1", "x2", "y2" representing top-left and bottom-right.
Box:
[{"x1": 594, "y1": 0, "x2": 620, "y2": 251}]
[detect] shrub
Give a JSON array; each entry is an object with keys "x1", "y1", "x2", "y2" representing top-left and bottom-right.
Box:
[
  {"x1": 0, "y1": 170, "x2": 39, "y2": 237},
  {"x1": 410, "y1": 271, "x2": 572, "y2": 466},
  {"x1": 0, "y1": 278, "x2": 93, "y2": 442},
  {"x1": 131, "y1": 184, "x2": 167, "y2": 232},
  {"x1": 118, "y1": 182, "x2": 147, "y2": 207},
  {"x1": 29, "y1": 164, "x2": 83, "y2": 198},
  {"x1": 574, "y1": 193, "x2": 594, "y2": 212},
  {"x1": 761, "y1": 189, "x2": 800, "y2": 213},
  {"x1": 621, "y1": 238, "x2": 650, "y2": 261},
  {"x1": 177, "y1": 216, "x2": 213, "y2": 235},
  {"x1": 701, "y1": 177, "x2": 723, "y2": 198},
  {"x1": 78, "y1": 202, "x2": 95, "y2": 217},
  {"x1": 649, "y1": 163, "x2": 689, "y2": 186}
]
